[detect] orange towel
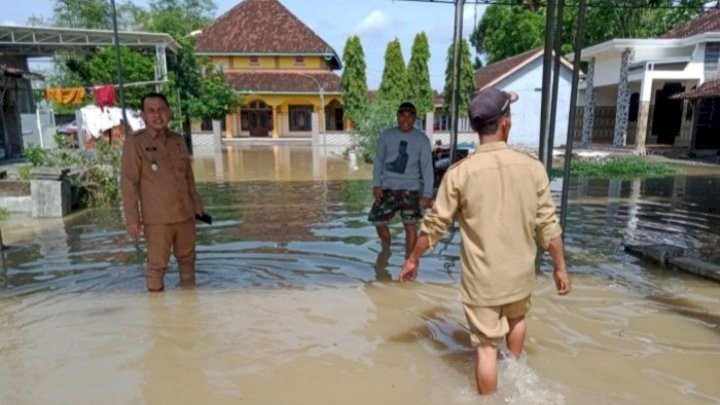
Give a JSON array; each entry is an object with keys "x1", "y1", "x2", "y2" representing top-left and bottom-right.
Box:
[{"x1": 44, "y1": 87, "x2": 87, "y2": 104}]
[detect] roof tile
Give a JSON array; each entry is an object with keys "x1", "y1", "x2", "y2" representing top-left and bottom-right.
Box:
[
  {"x1": 196, "y1": 0, "x2": 340, "y2": 68},
  {"x1": 225, "y1": 71, "x2": 341, "y2": 93},
  {"x1": 672, "y1": 79, "x2": 720, "y2": 99},
  {"x1": 660, "y1": 8, "x2": 720, "y2": 39}
]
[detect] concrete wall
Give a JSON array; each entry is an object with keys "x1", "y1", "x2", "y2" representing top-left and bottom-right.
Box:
[{"x1": 494, "y1": 57, "x2": 574, "y2": 147}]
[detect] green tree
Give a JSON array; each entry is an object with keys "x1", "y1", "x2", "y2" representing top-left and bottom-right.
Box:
[
  {"x1": 353, "y1": 101, "x2": 397, "y2": 163},
  {"x1": 406, "y1": 32, "x2": 434, "y2": 118},
  {"x1": 52, "y1": 0, "x2": 113, "y2": 29},
  {"x1": 188, "y1": 62, "x2": 243, "y2": 121},
  {"x1": 443, "y1": 40, "x2": 475, "y2": 116},
  {"x1": 139, "y1": 0, "x2": 220, "y2": 144},
  {"x1": 377, "y1": 38, "x2": 408, "y2": 107},
  {"x1": 470, "y1": 5, "x2": 545, "y2": 64},
  {"x1": 141, "y1": 0, "x2": 216, "y2": 38},
  {"x1": 470, "y1": 0, "x2": 706, "y2": 64},
  {"x1": 340, "y1": 35, "x2": 368, "y2": 125},
  {"x1": 88, "y1": 46, "x2": 156, "y2": 108}
]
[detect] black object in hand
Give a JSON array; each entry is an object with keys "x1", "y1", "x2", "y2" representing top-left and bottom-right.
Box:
[{"x1": 195, "y1": 212, "x2": 212, "y2": 224}]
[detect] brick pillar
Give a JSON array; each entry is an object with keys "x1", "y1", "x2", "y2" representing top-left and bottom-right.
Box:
[
  {"x1": 581, "y1": 58, "x2": 596, "y2": 148},
  {"x1": 613, "y1": 49, "x2": 632, "y2": 148}
]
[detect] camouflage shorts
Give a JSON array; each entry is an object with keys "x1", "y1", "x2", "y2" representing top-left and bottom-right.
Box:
[{"x1": 368, "y1": 189, "x2": 423, "y2": 225}]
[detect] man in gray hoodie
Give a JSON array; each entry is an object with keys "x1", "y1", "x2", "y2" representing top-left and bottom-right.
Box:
[{"x1": 368, "y1": 101, "x2": 434, "y2": 258}]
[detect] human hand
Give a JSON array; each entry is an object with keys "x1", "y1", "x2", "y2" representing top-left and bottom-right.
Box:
[
  {"x1": 399, "y1": 258, "x2": 419, "y2": 283},
  {"x1": 373, "y1": 186, "x2": 383, "y2": 202},
  {"x1": 553, "y1": 267, "x2": 571, "y2": 295},
  {"x1": 126, "y1": 222, "x2": 143, "y2": 241},
  {"x1": 420, "y1": 197, "x2": 433, "y2": 209}
]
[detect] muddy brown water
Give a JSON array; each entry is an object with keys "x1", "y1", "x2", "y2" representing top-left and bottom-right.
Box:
[{"x1": 1, "y1": 145, "x2": 718, "y2": 404}]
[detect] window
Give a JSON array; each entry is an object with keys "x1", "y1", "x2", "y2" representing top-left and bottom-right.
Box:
[
  {"x1": 294, "y1": 56, "x2": 305, "y2": 66},
  {"x1": 250, "y1": 55, "x2": 259, "y2": 66},
  {"x1": 628, "y1": 93, "x2": 639, "y2": 122},
  {"x1": 289, "y1": 105, "x2": 313, "y2": 131}
]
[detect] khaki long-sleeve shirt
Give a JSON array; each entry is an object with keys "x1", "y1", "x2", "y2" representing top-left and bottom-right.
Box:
[
  {"x1": 121, "y1": 128, "x2": 203, "y2": 226},
  {"x1": 420, "y1": 141, "x2": 562, "y2": 306}
]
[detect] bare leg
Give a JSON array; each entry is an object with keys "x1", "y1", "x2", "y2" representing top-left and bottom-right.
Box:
[
  {"x1": 376, "y1": 225, "x2": 391, "y2": 247},
  {"x1": 403, "y1": 222, "x2": 417, "y2": 258},
  {"x1": 475, "y1": 342, "x2": 499, "y2": 395},
  {"x1": 506, "y1": 316, "x2": 527, "y2": 359}
]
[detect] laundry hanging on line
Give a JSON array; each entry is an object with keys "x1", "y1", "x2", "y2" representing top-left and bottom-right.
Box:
[
  {"x1": 44, "y1": 87, "x2": 86, "y2": 105},
  {"x1": 93, "y1": 85, "x2": 116, "y2": 111}
]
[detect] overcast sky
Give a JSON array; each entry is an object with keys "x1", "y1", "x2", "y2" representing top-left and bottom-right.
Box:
[{"x1": 1, "y1": 0, "x2": 486, "y2": 90}]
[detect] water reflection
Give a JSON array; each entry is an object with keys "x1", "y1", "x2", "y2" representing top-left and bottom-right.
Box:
[{"x1": 0, "y1": 145, "x2": 719, "y2": 404}]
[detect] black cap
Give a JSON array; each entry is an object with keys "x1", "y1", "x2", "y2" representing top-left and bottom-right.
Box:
[
  {"x1": 397, "y1": 101, "x2": 417, "y2": 114},
  {"x1": 468, "y1": 88, "x2": 518, "y2": 127}
]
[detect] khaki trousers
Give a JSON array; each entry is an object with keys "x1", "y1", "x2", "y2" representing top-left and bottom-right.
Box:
[{"x1": 144, "y1": 218, "x2": 196, "y2": 291}]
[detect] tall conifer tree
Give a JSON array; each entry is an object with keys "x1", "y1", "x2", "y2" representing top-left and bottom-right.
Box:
[
  {"x1": 406, "y1": 32, "x2": 434, "y2": 118},
  {"x1": 377, "y1": 38, "x2": 408, "y2": 107},
  {"x1": 340, "y1": 35, "x2": 368, "y2": 125},
  {"x1": 443, "y1": 40, "x2": 475, "y2": 116}
]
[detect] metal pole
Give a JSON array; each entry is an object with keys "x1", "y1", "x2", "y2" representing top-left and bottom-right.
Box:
[
  {"x1": 546, "y1": 0, "x2": 566, "y2": 171},
  {"x1": 560, "y1": 0, "x2": 587, "y2": 232},
  {"x1": 538, "y1": 0, "x2": 557, "y2": 168},
  {"x1": 110, "y1": 0, "x2": 129, "y2": 141},
  {"x1": 320, "y1": 87, "x2": 325, "y2": 134},
  {"x1": 449, "y1": 0, "x2": 465, "y2": 163}
]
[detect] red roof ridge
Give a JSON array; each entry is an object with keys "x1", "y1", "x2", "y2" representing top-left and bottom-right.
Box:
[{"x1": 195, "y1": 0, "x2": 341, "y2": 69}]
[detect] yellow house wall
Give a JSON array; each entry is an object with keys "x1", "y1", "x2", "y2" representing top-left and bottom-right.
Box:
[
  {"x1": 277, "y1": 56, "x2": 324, "y2": 70},
  {"x1": 228, "y1": 56, "x2": 276, "y2": 69},
  {"x1": 225, "y1": 93, "x2": 343, "y2": 138},
  {"x1": 209, "y1": 55, "x2": 326, "y2": 71}
]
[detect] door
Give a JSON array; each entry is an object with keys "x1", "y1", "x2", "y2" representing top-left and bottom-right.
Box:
[{"x1": 241, "y1": 100, "x2": 272, "y2": 137}]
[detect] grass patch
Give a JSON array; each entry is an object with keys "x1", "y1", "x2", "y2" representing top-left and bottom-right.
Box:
[{"x1": 551, "y1": 157, "x2": 676, "y2": 179}]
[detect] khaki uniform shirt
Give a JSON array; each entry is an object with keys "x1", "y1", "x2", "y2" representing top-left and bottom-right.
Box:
[
  {"x1": 121, "y1": 127, "x2": 203, "y2": 226},
  {"x1": 420, "y1": 141, "x2": 562, "y2": 306}
]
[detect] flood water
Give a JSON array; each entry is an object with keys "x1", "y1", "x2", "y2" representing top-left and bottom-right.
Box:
[{"x1": 1, "y1": 144, "x2": 719, "y2": 404}]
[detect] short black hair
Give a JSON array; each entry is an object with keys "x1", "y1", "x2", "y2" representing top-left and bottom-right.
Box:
[
  {"x1": 140, "y1": 92, "x2": 170, "y2": 111},
  {"x1": 476, "y1": 109, "x2": 510, "y2": 136}
]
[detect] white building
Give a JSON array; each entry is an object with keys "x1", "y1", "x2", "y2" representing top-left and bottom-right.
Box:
[
  {"x1": 572, "y1": 8, "x2": 720, "y2": 153},
  {"x1": 473, "y1": 48, "x2": 575, "y2": 148}
]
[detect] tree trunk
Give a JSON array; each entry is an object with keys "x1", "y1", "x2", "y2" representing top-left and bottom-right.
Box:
[{"x1": 183, "y1": 114, "x2": 193, "y2": 155}]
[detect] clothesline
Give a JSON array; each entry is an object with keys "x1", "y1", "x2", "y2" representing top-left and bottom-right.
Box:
[{"x1": 42, "y1": 79, "x2": 168, "y2": 106}]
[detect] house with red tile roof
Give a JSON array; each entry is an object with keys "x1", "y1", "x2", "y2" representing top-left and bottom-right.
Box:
[
  {"x1": 573, "y1": 7, "x2": 720, "y2": 152},
  {"x1": 195, "y1": 0, "x2": 343, "y2": 138}
]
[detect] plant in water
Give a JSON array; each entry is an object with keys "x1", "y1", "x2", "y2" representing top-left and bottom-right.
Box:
[
  {"x1": 352, "y1": 101, "x2": 397, "y2": 163},
  {"x1": 551, "y1": 157, "x2": 676, "y2": 179},
  {"x1": 20, "y1": 140, "x2": 122, "y2": 207}
]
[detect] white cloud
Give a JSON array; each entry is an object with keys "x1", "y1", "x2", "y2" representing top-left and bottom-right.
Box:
[{"x1": 353, "y1": 10, "x2": 391, "y2": 39}]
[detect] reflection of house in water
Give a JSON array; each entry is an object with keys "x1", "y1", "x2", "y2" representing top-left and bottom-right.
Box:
[
  {"x1": 572, "y1": 174, "x2": 720, "y2": 262},
  {"x1": 194, "y1": 0, "x2": 345, "y2": 139},
  {"x1": 573, "y1": 8, "x2": 720, "y2": 152}
]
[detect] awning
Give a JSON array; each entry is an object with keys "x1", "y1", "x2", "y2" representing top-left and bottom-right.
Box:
[
  {"x1": 0, "y1": 65, "x2": 44, "y2": 81},
  {"x1": 671, "y1": 79, "x2": 720, "y2": 100}
]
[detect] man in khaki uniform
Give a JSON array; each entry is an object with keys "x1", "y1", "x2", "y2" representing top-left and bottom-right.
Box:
[
  {"x1": 400, "y1": 88, "x2": 571, "y2": 395},
  {"x1": 121, "y1": 92, "x2": 204, "y2": 292}
]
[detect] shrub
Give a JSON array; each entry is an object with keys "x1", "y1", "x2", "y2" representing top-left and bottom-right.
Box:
[
  {"x1": 20, "y1": 140, "x2": 122, "y2": 207},
  {"x1": 353, "y1": 101, "x2": 397, "y2": 163},
  {"x1": 551, "y1": 157, "x2": 676, "y2": 179}
]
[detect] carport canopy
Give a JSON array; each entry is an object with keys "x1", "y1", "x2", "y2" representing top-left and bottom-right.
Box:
[{"x1": 0, "y1": 25, "x2": 178, "y2": 83}]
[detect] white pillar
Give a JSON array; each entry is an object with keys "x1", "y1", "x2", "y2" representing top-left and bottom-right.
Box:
[{"x1": 635, "y1": 72, "x2": 652, "y2": 155}]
